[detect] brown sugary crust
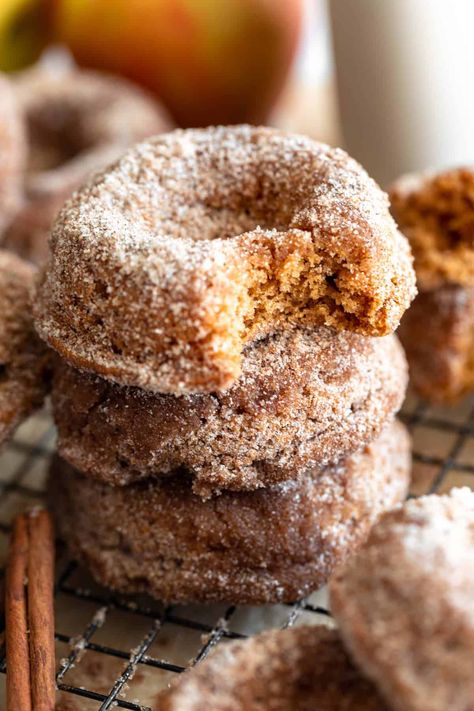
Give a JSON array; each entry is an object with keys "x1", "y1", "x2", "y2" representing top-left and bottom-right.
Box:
[
  {"x1": 49, "y1": 422, "x2": 410, "y2": 604},
  {"x1": 35, "y1": 125, "x2": 416, "y2": 394},
  {"x1": 0, "y1": 250, "x2": 50, "y2": 445},
  {"x1": 159, "y1": 625, "x2": 388, "y2": 711},
  {"x1": 3, "y1": 66, "x2": 172, "y2": 264},
  {"x1": 52, "y1": 328, "x2": 407, "y2": 497},
  {"x1": 398, "y1": 285, "x2": 474, "y2": 403},
  {"x1": 0, "y1": 73, "x2": 25, "y2": 233},
  {"x1": 331, "y1": 489, "x2": 474, "y2": 711},
  {"x1": 390, "y1": 167, "x2": 474, "y2": 290}
]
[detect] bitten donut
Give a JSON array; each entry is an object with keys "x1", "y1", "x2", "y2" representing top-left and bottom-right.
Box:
[
  {"x1": 3, "y1": 66, "x2": 172, "y2": 263},
  {"x1": 0, "y1": 72, "x2": 24, "y2": 233},
  {"x1": 331, "y1": 489, "x2": 474, "y2": 711},
  {"x1": 159, "y1": 625, "x2": 388, "y2": 711},
  {"x1": 399, "y1": 285, "x2": 474, "y2": 402},
  {"x1": 0, "y1": 250, "x2": 49, "y2": 446},
  {"x1": 36, "y1": 125, "x2": 416, "y2": 394},
  {"x1": 391, "y1": 167, "x2": 474, "y2": 290},
  {"x1": 52, "y1": 328, "x2": 407, "y2": 497},
  {"x1": 50, "y1": 422, "x2": 410, "y2": 604}
]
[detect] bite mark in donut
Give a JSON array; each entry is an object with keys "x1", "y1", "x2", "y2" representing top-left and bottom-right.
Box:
[{"x1": 35, "y1": 125, "x2": 416, "y2": 394}]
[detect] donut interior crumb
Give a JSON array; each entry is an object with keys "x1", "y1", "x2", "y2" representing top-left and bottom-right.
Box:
[{"x1": 391, "y1": 167, "x2": 474, "y2": 288}]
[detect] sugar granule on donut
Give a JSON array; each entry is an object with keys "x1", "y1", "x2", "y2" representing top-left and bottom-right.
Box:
[
  {"x1": 49, "y1": 422, "x2": 410, "y2": 604},
  {"x1": 51, "y1": 328, "x2": 407, "y2": 496},
  {"x1": 159, "y1": 625, "x2": 388, "y2": 711},
  {"x1": 0, "y1": 72, "x2": 25, "y2": 233},
  {"x1": 398, "y1": 285, "x2": 474, "y2": 403},
  {"x1": 3, "y1": 66, "x2": 172, "y2": 264},
  {"x1": 0, "y1": 250, "x2": 50, "y2": 446},
  {"x1": 390, "y1": 167, "x2": 474, "y2": 290},
  {"x1": 35, "y1": 125, "x2": 416, "y2": 394},
  {"x1": 331, "y1": 488, "x2": 474, "y2": 711}
]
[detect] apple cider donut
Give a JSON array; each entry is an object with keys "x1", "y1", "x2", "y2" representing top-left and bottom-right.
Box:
[
  {"x1": 35, "y1": 125, "x2": 416, "y2": 394},
  {"x1": 3, "y1": 66, "x2": 172, "y2": 263},
  {"x1": 52, "y1": 328, "x2": 407, "y2": 497},
  {"x1": 331, "y1": 489, "x2": 474, "y2": 711},
  {"x1": 49, "y1": 422, "x2": 410, "y2": 604},
  {"x1": 159, "y1": 625, "x2": 388, "y2": 711},
  {"x1": 399, "y1": 285, "x2": 474, "y2": 403},
  {"x1": 391, "y1": 167, "x2": 474, "y2": 290},
  {"x1": 0, "y1": 72, "x2": 24, "y2": 233},
  {"x1": 0, "y1": 250, "x2": 49, "y2": 446}
]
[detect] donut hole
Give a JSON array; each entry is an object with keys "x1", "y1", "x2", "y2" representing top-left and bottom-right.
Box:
[
  {"x1": 25, "y1": 102, "x2": 94, "y2": 174},
  {"x1": 132, "y1": 155, "x2": 375, "y2": 338}
]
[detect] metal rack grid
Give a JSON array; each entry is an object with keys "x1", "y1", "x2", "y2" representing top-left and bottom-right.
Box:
[{"x1": 0, "y1": 394, "x2": 472, "y2": 710}]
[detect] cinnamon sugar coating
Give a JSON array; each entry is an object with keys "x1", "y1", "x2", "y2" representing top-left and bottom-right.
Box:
[
  {"x1": 399, "y1": 285, "x2": 474, "y2": 403},
  {"x1": 159, "y1": 625, "x2": 388, "y2": 711},
  {"x1": 0, "y1": 73, "x2": 24, "y2": 233},
  {"x1": 331, "y1": 489, "x2": 474, "y2": 711},
  {"x1": 52, "y1": 328, "x2": 407, "y2": 497},
  {"x1": 3, "y1": 66, "x2": 172, "y2": 264},
  {"x1": 391, "y1": 167, "x2": 474, "y2": 290},
  {"x1": 36, "y1": 125, "x2": 416, "y2": 394},
  {"x1": 49, "y1": 422, "x2": 410, "y2": 604},
  {"x1": 0, "y1": 251, "x2": 50, "y2": 446}
]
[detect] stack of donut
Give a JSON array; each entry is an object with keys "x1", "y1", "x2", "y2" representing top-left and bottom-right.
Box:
[
  {"x1": 36, "y1": 125, "x2": 417, "y2": 604},
  {"x1": 391, "y1": 168, "x2": 474, "y2": 403}
]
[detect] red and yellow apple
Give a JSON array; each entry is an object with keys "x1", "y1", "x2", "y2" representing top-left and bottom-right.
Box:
[{"x1": 50, "y1": 0, "x2": 303, "y2": 127}]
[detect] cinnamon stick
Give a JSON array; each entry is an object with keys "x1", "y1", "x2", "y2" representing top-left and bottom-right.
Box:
[
  {"x1": 5, "y1": 514, "x2": 32, "y2": 711},
  {"x1": 5, "y1": 510, "x2": 55, "y2": 711},
  {"x1": 27, "y1": 510, "x2": 56, "y2": 711}
]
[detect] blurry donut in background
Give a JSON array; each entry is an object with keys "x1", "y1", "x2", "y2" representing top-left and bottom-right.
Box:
[{"x1": 3, "y1": 65, "x2": 172, "y2": 263}]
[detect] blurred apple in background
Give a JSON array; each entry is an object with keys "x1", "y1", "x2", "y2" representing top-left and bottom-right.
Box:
[
  {"x1": 0, "y1": 0, "x2": 48, "y2": 71},
  {"x1": 49, "y1": 0, "x2": 302, "y2": 127}
]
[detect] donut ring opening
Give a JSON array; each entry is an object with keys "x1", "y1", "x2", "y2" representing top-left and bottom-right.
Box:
[
  {"x1": 4, "y1": 67, "x2": 172, "y2": 263},
  {"x1": 36, "y1": 126, "x2": 416, "y2": 393}
]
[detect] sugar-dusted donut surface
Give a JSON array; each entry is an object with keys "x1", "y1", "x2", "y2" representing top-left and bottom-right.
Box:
[
  {"x1": 0, "y1": 72, "x2": 24, "y2": 233},
  {"x1": 331, "y1": 489, "x2": 474, "y2": 711},
  {"x1": 52, "y1": 327, "x2": 407, "y2": 497},
  {"x1": 391, "y1": 167, "x2": 474, "y2": 290},
  {"x1": 3, "y1": 66, "x2": 172, "y2": 263},
  {"x1": 50, "y1": 422, "x2": 410, "y2": 604},
  {"x1": 36, "y1": 125, "x2": 416, "y2": 394},
  {"x1": 159, "y1": 625, "x2": 388, "y2": 711},
  {"x1": 0, "y1": 250, "x2": 50, "y2": 446},
  {"x1": 399, "y1": 285, "x2": 474, "y2": 403}
]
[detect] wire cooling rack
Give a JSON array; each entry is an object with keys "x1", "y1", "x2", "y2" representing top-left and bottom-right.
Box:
[{"x1": 0, "y1": 394, "x2": 472, "y2": 710}]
